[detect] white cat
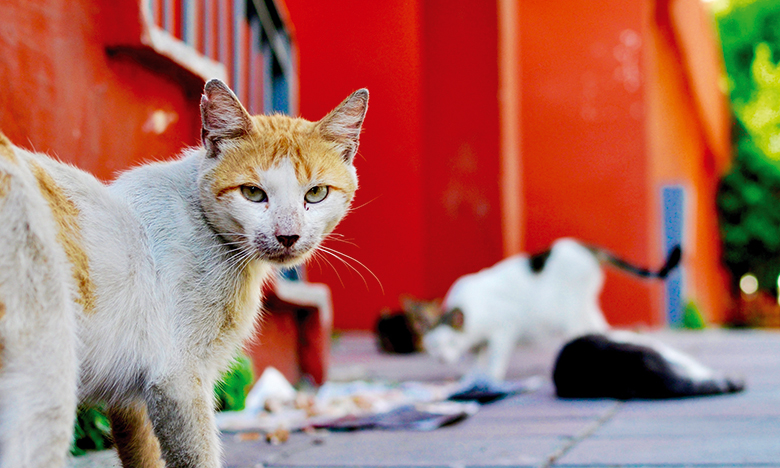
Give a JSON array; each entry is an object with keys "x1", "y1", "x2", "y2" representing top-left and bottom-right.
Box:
[
  {"x1": 423, "y1": 238, "x2": 680, "y2": 381},
  {"x1": 0, "y1": 79, "x2": 367, "y2": 468}
]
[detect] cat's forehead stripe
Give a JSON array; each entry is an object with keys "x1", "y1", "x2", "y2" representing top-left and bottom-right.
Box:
[
  {"x1": 0, "y1": 171, "x2": 10, "y2": 199},
  {"x1": 211, "y1": 115, "x2": 356, "y2": 194},
  {"x1": 0, "y1": 300, "x2": 4, "y2": 368},
  {"x1": 29, "y1": 161, "x2": 96, "y2": 315}
]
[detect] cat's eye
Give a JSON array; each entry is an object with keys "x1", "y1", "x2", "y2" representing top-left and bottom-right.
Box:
[
  {"x1": 305, "y1": 185, "x2": 329, "y2": 204},
  {"x1": 240, "y1": 185, "x2": 267, "y2": 203}
]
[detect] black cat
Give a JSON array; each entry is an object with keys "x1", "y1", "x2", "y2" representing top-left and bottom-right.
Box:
[
  {"x1": 376, "y1": 312, "x2": 418, "y2": 354},
  {"x1": 553, "y1": 332, "x2": 745, "y2": 399}
]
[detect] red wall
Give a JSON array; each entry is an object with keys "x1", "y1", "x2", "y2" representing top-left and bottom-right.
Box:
[
  {"x1": 284, "y1": 0, "x2": 507, "y2": 330},
  {"x1": 285, "y1": 0, "x2": 733, "y2": 330},
  {"x1": 285, "y1": 0, "x2": 669, "y2": 331},
  {"x1": 0, "y1": 1, "x2": 202, "y2": 180},
  {"x1": 420, "y1": 0, "x2": 505, "y2": 299},
  {"x1": 2, "y1": 0, "x2": 730, "y2": 331},
  {"x1": 283, "y1": 0, "x2": 427, "y2": 329}
]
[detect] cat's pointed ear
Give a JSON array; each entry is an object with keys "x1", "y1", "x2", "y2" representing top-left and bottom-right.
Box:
[
  {"x1": 317, "y1": 89, "x2": 369, "y2": 164},
  {"x1": 445, "y1": 308, "x2": 465, "y2": 331},
  {"x1": 200, "y1": 79, "x2": 253, "y2": 157}
]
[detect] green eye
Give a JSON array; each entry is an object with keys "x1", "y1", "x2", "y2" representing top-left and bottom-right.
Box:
[
  {"x1": 305, "y1": 185, "x2": 329, "y2": 204},
  {"x1": 240, "y1": 185, "x2": 267, "y2": 203}
]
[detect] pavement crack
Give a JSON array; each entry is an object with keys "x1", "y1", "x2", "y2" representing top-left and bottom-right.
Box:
[
  {"x1": 539, "y1": 401, "x2": 623, "y2": 468},
  {"x1": 260, "y1": 435, "x2": 325, "y2": 466}
]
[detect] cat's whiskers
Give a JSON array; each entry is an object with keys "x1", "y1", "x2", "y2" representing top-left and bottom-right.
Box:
[
  {"x1": 209, "y1": 231, "x2": 258, "y2": 256},
  {"x1": 316, "y1": 244, "x2": 383, "y2": 293},
  {"x1": 202, "y1": 241, "x2": 248, "y2": 254},
  {"x1": 308, "y1": 249, "x2": 346, "y2": 288},
  {"x1": 346, "y1": 195, "x2": 379, "y2": 214},
  {"x1": 323, "y1": 232, "x2": 358, "y2": 248},
  {"x1": 222, "y1": 245, "x2": 258, "y2": 273},
  {"x1": 213, "y1": 230, "x2": 252, "y2": 243},
  {"x1": 196, "y1": 249, "x2": 255, "y2": 296},
  {"x1": 191, "y1": 234, "x2": 259, "y2": 292},
  {"x1": 200, "y1": 242, "x2": 254, "y2": 273}
]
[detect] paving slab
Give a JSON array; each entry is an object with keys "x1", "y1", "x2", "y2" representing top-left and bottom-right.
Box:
[
  {"x1": 68, "y1": 329, "x2": 780, "y2": 468},
  {"x1": 262, "y1": 431, "x2": 559, "y2": 467},
  {"x1": 594, "y1": 414, "x2": 780, "y2": 438},
  {"x1": 67, "y1": 450, "x2": 120, "y2": 468},
  {"x1": 554, "y1": 433, "x2": 780, "y2": 466}
]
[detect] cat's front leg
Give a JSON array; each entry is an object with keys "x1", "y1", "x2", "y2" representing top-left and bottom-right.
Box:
[
  {"x1": 107, "y1": 399, "x2": 165, "y2": 468},
  {"x1": 484, "y1": 331, "x2": 516, "y2": 381},
  {"x1": 144, "y1": 375, "x2": 221, "y2": 468}
]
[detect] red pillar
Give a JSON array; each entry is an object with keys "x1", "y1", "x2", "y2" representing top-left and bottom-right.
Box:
[{"x1": 283, "y1": 0, "x2": 427, "y2": 330}]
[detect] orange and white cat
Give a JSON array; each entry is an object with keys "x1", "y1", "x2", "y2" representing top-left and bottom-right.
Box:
[{"x1": 0, "y1": 79, "x2": 368, "y2": 468}]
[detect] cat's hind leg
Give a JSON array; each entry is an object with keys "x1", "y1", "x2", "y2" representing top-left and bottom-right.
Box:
[
  {"x1": 0, "y1": 164, "x2": 79, "y2": 468},
  {"x1": 108, "y1": 399, "x2": 165, "y2": 468}
]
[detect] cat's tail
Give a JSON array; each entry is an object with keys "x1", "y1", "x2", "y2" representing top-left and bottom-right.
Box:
[{"x1": 591, "y1": 245, "x2": 682, "y2": 279}]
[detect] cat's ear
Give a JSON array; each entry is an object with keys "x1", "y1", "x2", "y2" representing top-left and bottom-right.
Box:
[
  {"x1": 400, "y1": 295, "x2": 420, "y2": 314},
  {"x1": 200, "y1": 79, "x2": 253, "y2": 157},
  {"x1": 316, "y1": 88, "x2": 369, "y2": 163},
  {"x1": 444, "y1": 308, "x2": 465, "y2": 331}
]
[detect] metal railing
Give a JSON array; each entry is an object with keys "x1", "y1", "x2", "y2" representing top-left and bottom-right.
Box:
[{"x1": 146, "y1": 0, "x2": 296, "y2": 115}]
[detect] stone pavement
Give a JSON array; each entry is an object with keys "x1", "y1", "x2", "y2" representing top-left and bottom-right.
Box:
[{"x1": 71, "y1": 329, "x2": 780, "y2": 468}]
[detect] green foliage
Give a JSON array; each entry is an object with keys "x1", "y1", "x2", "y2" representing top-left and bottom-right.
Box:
[
  {"x1": 71, "y1": 353, "x2": 255, "y2": 456},
  {"x1": 215, "y1": 352, "x2": 255, "y2": 412},
  {"x1": 70, "y1": 405, "x2": 112, "y2": 456},
  {"x1": 738, "y1": 43, "x2": 780, "y2": 160},
  {"x1": 717, "y1": 123, "x2": 780, "y2": 292},
  {"x1": 681, "y1": 301, "x2": 707, "y2": 329},
  {"x1": 716, "y1": 0, "x2": 780, "y2": 106},
  {"x1": 716, "y1": 0, "x2": 780, "y2": 295}
]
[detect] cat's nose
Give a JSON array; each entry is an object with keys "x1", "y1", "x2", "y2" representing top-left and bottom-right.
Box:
[{"x1": 276, "y1": 235, "x2": 300, "y2": 248}]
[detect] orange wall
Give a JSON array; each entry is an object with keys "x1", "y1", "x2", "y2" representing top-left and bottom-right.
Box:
[
  {"x1": 645, "y1": 0, "x2": 732, "y2": 323},
  {"x1": 517, "y1": 0, "x2": 731, "y2": 326},
  {"x1": 0, "y1": 1, "x2": 202, "y2": 180},
  {"x1": 519, "y1": 0, "x2": 657, "y2": 326}
]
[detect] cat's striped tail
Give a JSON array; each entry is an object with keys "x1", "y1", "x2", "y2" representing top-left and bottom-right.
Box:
[{"x1": 591, "y1": 245, "x2": 682, "y2": 279}]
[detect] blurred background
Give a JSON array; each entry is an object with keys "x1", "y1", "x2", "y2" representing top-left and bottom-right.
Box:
[{"x1": 3, "y1": 0, "x2": 780, "y2": 382}]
